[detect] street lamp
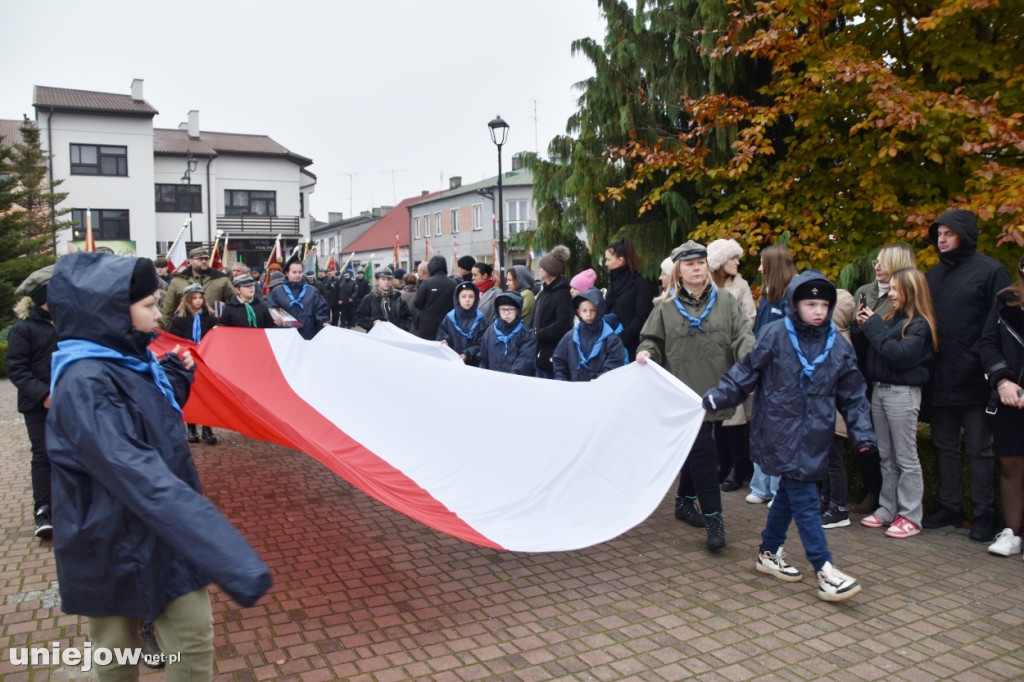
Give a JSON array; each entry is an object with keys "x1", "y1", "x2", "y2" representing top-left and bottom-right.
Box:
[
  {"x1": 488, "y1": 115, "x2": 509, "y2": 277},
  {"x1": 181, "y1": 150, "x2": 198, "y2": 242}
]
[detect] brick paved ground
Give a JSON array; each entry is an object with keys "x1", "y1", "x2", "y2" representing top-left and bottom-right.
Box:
[{"x1": 1, "y1": 376, "x2": 1022, "y2": 681}]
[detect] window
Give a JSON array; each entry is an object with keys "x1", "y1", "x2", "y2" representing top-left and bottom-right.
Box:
[
  {"x1": 450, "y1": 208, "x2": 460, "y2": 234},
  {"x1": 507, "y1": 199, "x2": 529, "y2": 234},
  {"x1": 299, "y1": 193, "x2": 305, "y2": 218},
  {"x1": 155, "y1": 184, "x2": 202, "y2": 213},
  {"x1": 70, "y1": 144, "x2": 127, "y2": 176},
  {"x1": 71, "y1": 209, "x2": 130, "y2": 241},
  {"x1": 434, "y1": 211, "x2": 442, "y2": 236},
  {"x1": 472, "y1": 203, "x2": 484, "y2": 231},
  {"x1": 329, "y1": 237, "x2": 335, "y2": 254},
  {"x1": 225, "y1": 190, "x2": 277, "y2": 216},
  {"x1": 414, "y1": 216, "x2": 421, "y2": 239}
]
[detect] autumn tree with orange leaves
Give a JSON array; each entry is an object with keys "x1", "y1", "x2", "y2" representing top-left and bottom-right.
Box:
[{"x1": 607, "y1": 0, "x2": 1024, "y2": 281}]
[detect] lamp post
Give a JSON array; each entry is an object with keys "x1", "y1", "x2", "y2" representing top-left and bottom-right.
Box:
[
  {"x1": 181, "y1": 150, "x2": 198, "y2": 243},
  {"x1": 488, "y1": 115, "x2": 509, "y2": 277}
]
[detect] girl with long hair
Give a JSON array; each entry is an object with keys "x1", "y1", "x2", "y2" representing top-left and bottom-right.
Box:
[
  {"x1": 168, "y1": 284, "x2": 219, "y2": 445},
  {"x1": 604, "y1": 236, "x2": 652, "y2": 359},
  {"x1": 855, "y1": 268, "x2": 937, "y2": 538}
]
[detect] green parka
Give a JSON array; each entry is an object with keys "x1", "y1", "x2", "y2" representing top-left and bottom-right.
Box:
[{"x1": 637, "y1": 282, "x2": 754, "y2": 422}]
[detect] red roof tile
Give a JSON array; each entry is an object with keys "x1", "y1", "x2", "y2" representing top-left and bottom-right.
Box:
[
  {"x1": 346, "y1": 191, "x2": 444, "y2": 253},
  {"x1": 33, "y1": 86, "x2": 158, "y2": 116}
]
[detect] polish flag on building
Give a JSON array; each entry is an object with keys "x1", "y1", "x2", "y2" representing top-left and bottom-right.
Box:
[{"x1": 150, "y1": 326, "x2": 702, "y2": 552}]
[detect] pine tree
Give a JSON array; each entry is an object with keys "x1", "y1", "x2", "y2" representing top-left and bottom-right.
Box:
[{"x1": 7, "y1": 119, "x2": 71, "y2": 256}]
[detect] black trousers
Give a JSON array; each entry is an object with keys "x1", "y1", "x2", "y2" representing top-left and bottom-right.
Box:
[
  {"x1": 677, "y1": 421, "x2": 722, "y2": 515},
  {"x1": 715, "y1": 422, "x2": 751, "y2": 483},
  {"x1": 24, "y1": 408, "x2": 50, "y2": 511}
]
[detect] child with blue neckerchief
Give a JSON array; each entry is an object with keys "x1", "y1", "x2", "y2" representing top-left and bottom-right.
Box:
[
  {"x1": 552, "y1": 287, "x2": 625, "y2": 381},
  {"x1": 437, "y1": 280, "x2": 485, "y2": 365},
  {"x1": 479, "y1": 291, "x2": 537, "y2": 376}
]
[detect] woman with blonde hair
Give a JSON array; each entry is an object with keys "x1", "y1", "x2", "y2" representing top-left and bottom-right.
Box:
[
  {"x1": 855, "y1": 267, "x2": 937, "y2": 538},
  {"x1": 850, "y1": 244, "x2": 917, "y2": 514}
]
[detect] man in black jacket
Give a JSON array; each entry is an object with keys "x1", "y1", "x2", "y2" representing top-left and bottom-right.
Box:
[
  {"x1": 413, "y1": 255, "x2": 456, "y2": 339},
  {"x1": 924, "y1": 209, "x2": 1011, "y2": 541},
  {"x1": 337, "y1": 271, "x2": 358, "y2": 328}
]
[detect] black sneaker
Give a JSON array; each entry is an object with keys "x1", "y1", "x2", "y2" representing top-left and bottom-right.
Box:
[
  {"x1": 969, "y1": 514, "x2": 995, "y2": 542},
  {"x1": 34, "y1": 505, "x2": 53, "y2": 539},
  {"x1": 720, "y1": 476, "x2": 741, "y2": 492},
  {"x1": 821, "y1": 503, "x2": 851, "y2": 529},
  {"x1": 705, "y1": 514, "x2": 726, "y2": 551},
  {"x1": 922, "y1": 507, "x2": 964, "y2": 529},
  {"x1": 674, "y1": 496, "x2": 706, "y2": 527}
]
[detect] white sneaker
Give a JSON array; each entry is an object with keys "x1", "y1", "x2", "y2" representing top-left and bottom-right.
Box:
[
  {"x1": 745, "y1": 493, "x2": 770, "y2": 504},
  {"x1": 756, "y1": 546, "x2": 802, "y2": 582},
  {"x1": 816, "y1": 562, "x2": 861, "y2": 602},
  {"x1": 988, "y1": 528, "x2": 1022, "y2": 557}
]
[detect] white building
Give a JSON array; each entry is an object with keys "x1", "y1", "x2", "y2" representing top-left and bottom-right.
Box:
[{"x1": 30, "y1": 79, "x2": 315, "y2": 262}]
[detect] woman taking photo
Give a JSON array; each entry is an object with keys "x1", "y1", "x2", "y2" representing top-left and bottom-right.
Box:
[{"x1": 855, "y1": 268, "x2": 936, "y2": 539}]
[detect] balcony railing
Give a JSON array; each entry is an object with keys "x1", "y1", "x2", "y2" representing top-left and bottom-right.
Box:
[{"x1": 217, "y1": 215, "x2": 300, "y2": 235}]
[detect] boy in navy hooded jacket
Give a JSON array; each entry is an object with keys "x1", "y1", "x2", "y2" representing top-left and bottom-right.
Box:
[
  {"x1": 704, "y1": 271, "x2": 876, "y2": 603},
  {"x1": 479, "y1": 290, "x2": 537, "y2": 376},
  {"x1": 552, "y1": 287, "x2": 625, "y2": 381},
  {"x1": 436, "y1": 280, "x2": 485, "y2": 365}
]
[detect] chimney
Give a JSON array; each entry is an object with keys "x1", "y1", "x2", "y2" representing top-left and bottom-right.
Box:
[
  {"x1": 187, "y1": 110, "x2": 199, "y2": 139},
  {"x1": 131, "y1": 78, "x2": 144, "y2": 102},
  {"x1": 372, "y1": 207, "x2": 382, "y2": 218},
  {"x1": 328, "y1": 212, "x2": 344, "y2": 223},
  {"x1": 511, "y1": 155, "x2": 524, "y2": 171},
  {"x1": 449, "y1": 176, "x2": 462, "y2": 189},
  {"x1": 421, "y1": 190, "x2": 429, "y2": 196}
]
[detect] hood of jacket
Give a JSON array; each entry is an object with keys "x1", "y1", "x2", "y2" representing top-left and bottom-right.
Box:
[
  {"x1": 494, "y1": 290, "x2": 523, "y2": 333},
  {"x1": 784, "y1": 270, "x2": 836, "y2": 355},
  {"x1": 572, "y1": 286, "x2": 605, "y2": 316},
  {"x1": 452, "y1": 280, "x2": 481, "y2": 327},
  {"x1": 50, "y1": 252, "x2": 156, "y2": 359},
  {"x1": 428, "y1": 255, "x2": 449, "y2": 276},
  {"x1": 929, "y1": 209, "x2": 979, "y2": 265},
  {"x1": 513, "y1": 265, "x2": 535, "y2": 291}
]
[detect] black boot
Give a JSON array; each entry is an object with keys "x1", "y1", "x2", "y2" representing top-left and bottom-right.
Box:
[
  {"x1": 720, "y1": 475, "x2": 741, "y2": 492},
  {"x1": 705, "y1": 514, "x2": 726, "y2": 551},
  {"x1": 201, "y1": 426, "x2": 218, "y2": 445},
  {"x1": 674, "y1": 496, "x2": 706, "y2": 527},
  {"x1": 186, "y1": 424, "x2": 200, "y2": 443}
]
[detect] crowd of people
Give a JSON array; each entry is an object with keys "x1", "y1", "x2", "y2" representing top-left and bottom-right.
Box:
[{"x1": 5, "y1": 206, "x2": 1024, "y2": 676}]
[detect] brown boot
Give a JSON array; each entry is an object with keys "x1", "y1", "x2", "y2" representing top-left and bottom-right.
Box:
[{"x1": 849, "y1": 493, "x2": 877, "y2": 515}]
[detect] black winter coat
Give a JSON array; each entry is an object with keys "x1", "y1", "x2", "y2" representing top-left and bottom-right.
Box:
[
  {"x1": 977, "y1": 289, "x2": 1024, "y2": 391},
  {"x1": 856, "y1": 311, "x2": 933, "y2": 387},
  {"x1": 531, "y1": 275, "x2": 573, "y2": 372},
  {"x1": 925, "y1": 209, "x2": 1011, "y2": 406},
  {"x1": 357, "y1": 287, "x2": 412, "y2": 331},
  {"x1": 705, "y1": 271, "x2": 876, "y2": 481},
  {"x1": 5, "y1": 305, "x2": 57, "y2": 413},
  {"x1": 46, "y1": 252, "x2": 270, "y2": 621},
  {"x1": 479, "y1": 319, "x2": 537, "y2": 376},
  {"x1": 604, "y1": 267, "x2": 651, "y2": 358},
  {"x1": 413, "y1": 256, "x2": 456, "y2": 339},
  {"x1": 338, "y1": 278, "x2": 358, "y2": 305},
  {"x1": 168, "y1": 309, "x2": 219, "y2": 342},
  {"x1": 219, "y1": 296, "x2": 277, "y2": 328}
]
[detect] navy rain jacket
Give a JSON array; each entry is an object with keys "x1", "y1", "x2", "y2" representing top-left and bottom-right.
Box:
[
  {"x1": 704, "y1": 271, "x2": 876, "y2": 481},
  {"x1": 46, "y1": 253, "x2": 271, "y2": 621},
  {"x1": 479, "y1": 291, "x2": 537, "y2": 376}
]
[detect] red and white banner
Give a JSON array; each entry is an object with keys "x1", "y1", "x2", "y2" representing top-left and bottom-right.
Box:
[{"x1": 151, "y1": 325, "x2": 702, "y2": 552}]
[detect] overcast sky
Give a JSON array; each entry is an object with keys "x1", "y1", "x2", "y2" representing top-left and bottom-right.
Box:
[{"x1": 1, "y1": 0, "x2": 605, "y2": 221}]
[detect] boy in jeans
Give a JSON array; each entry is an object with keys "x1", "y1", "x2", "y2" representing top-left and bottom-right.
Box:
[{"x1": 704, "y1": 271, "x2": 877, "y2": 601}]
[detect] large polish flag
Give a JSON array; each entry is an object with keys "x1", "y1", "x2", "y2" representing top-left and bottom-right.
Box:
[{"x1": 152, "y1": 325, "x2": 703, "y2": 552}]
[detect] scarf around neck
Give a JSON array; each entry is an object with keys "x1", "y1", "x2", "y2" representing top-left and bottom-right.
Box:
[
  {"x1": 50, "y1": 338, "x2": 182, "y2": 414},
  {"x1": 573, "y1": 321, "x2": 614, "y2": 370},
  {"x1": 284, "y1": 282, "x2": 308, "y2": 309},
  {"x1": 492, "y1": 319, "x2": 524, "y2": 355},
  {"x1": 447, "y1": 308, "x2": 483, "y2": 339},
  {"x1": 784, "y1": 316, "x2": 836, "y2": 386},
  {"x1": 674, "y1": 285, "x2": 717, "y2": 333}
]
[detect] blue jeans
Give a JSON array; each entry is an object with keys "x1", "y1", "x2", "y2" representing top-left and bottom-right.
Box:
[
  {"x1": 761, "y1": 477, "x2": 832, "y2": 572},
  {"x1": 750, "y1": 463, "x2": 779, "y2": 500}
]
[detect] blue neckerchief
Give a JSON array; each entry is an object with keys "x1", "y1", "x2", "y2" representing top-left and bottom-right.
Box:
[
  {"x1": 784, "y1": 316, "x2": 836, "y2": 386},
  {"x1": 573, "y1": 321, "x2": 614, "y2": 370},
  {"x1": 446, "y1": 308, "x2": 483, "y2": 340},
  {"x1": 50, "y1": 339, "x2": 182, "y2": 414},
  {"x1": 492, "y1": 320, "x2": 523, "y2": 356},
  {"x1": 284, "y1": 282, "x2": 307, "y2": 310},
  {"x1": 673, "y1": 286, "x2": 717, "y2": 333},
  {"x1": 191, "y1": 312, "x2": 203, "y2": 344}
]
